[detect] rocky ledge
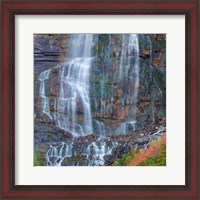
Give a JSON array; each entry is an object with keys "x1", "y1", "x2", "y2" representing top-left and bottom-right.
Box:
[{"x1": 44, "y1": 118, "x2": 166, "y2": 166}]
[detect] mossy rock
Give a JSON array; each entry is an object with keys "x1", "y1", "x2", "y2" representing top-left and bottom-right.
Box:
[{"x1": 34, "y1": 149, "x2": 46, "y2": 166}]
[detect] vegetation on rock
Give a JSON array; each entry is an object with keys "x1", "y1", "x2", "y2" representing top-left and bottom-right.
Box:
[
  {"x1": 34, "y1": 149, "x2": 45, "y2": 166},
  {"x1": 113, "y1": 134, "x2": 166, "y2": 166},
  {"x1": 34, "y1": 34, "x2": 166, "y2": 166}
]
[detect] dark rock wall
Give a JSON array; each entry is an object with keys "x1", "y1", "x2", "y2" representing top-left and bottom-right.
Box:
[
  {"x1": 34, "y1": 34, "x2": 70, "y2": 148},
  {"x1": 34, "y1": 34, "x2": 166, "y2": 147},
  {"x1": 88, "y1": 34, "x2": 166, "y2": 130}
]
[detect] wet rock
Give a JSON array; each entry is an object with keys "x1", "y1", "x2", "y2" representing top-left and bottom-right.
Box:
[
  {"x1": 34, "y1": 34, "x2": 166, "y2": 166},
  {"x1": 43, "y1": 121, "x2": 166, "y2": 166}
]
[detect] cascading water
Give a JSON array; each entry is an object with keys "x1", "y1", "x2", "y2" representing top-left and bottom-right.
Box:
[
  {"x1": 130, "y1": 34, "x2": 140, "y2": 120},
  {"x1": 39, "y1": 34, "x2": 94, "y2": 137},
  {"x1": 149, "y1": 62, "x2": 163, "y2": 124},
  {"x1": 36, "y1": 34, "x2": 165, "y2": 166},
  {"x1": 148, "y1": 36, "x2": 152, "y2": 60},
  {"x1": 38, "y1": 69, "x2": 52, "y2": 119},
  {"x1": 119, "y1": 34, "x2": 126, "y2": 80},
  {"x1": 46, "y1": 139, "x2": 118, "y2": 166},
  {"x1": 117, "y1": 34, "x2": 140, "y2": 132}
]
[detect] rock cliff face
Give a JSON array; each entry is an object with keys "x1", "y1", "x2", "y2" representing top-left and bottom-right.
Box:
[
  {"x1": 34, "y1": 34, "x2": 69, "y2": 147},
  {"x1": 34, "y1": 34, "x2": 67, "y2": 118},
  {"x1": 34, "y1": 34, "x2": 165, "y2": 136},
  {"x1": 34, "y1": 34, "x2": 166, "y2": 166}
]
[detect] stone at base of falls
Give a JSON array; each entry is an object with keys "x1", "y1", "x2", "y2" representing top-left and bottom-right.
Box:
[
  {"x1": 34, "y1": 119, "x2": 73, "y2": 149},
  {"x1": 103, "y1": 154, "x2": 117, "y2": 166},
  {"x1": 44, "y1": 119, "x2": 166, "y2": 166},
  {"x1": 62, "y1": 155, "x2": 88, "y2": 166}
]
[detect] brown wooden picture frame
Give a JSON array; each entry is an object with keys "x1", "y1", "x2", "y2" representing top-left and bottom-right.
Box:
[{"x1": 1, "y1": 0, "x2": 199, "y2": 199}]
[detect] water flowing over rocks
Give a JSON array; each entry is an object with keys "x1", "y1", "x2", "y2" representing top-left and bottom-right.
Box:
[
  {"x1": 45, "y1": 119, "x2": 166, "y2": 166},
  {"x1": 34, "y1": 34, "x2": 166, "y2": 166}
]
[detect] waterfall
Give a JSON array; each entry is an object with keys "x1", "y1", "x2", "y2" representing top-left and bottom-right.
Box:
[
  {"x1": 38, "y1": 34, "x2": 141, "y2": 137},
  {"x1": 149, "y1": 65, "x2": 163, "y2": 123},
  {"x1": 46, "y1": 140, "x2": 118, "y2": 166},
  {"x1": 39, "y1": 34, "x2": 94, "y2": 137},
  {"x1": 116, "y1": 121, "x2": 136, "y2": 134},
  {"x1": 95, "y1": 120, "x2": 106, "y2": 137},
  {"x1": 118, "y1": 34, "x2": 140, "y2": 116},
  {"x1": 131, "y1": 34, "x2": 140, "y2": 120},
  {"x1": 108, "y1": 34, "x2": 112, "y2": 57},
  {"x1": 46, "y1": 143, "x2": 64, "y2": 166},
  {"x1": 38, "y1": 69, "x2": 52, "y2": 119},
  {"x1": 147, "y1": 36, "x2": 155, "y2": 123},
  {"x1": 119, "y1": 34, "x2": 140, "y2": 121},
  {"x1": 36, "y1": 33, "x2": 167, "y2": 166},
  {"x1": 119, "y1": 34, "x2": 126, "y2": 80},
  {"x1": 148, "y1": 35, "x2": 152, "y2": 60},
  {"x1": 100, "y1": 81, "x2": 105, "y2": 117},
  {"x1": 58, "y1": 34, "x2": 94, "y2": 136}
]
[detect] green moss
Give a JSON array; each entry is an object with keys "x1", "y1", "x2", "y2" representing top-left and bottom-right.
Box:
[
  {"x1": 112, "y1": 148, "x2": 138, "y2": 166},
  {"x1": 47, "y1": 134, "x2": 52, "y2": 140},
  {"x1": 76, "y1": 114, "x2": 84, "y2": 122},
  {"x1": 34, "y1": 117, "x2": 40, "y2": 123},
  {"x1": 51, "y1": 35, "x2": 60, "y2": 40},
  {"x1": 34, "y1": 73, "x2": 39, "y2": 79},
  {"x1": 34, "y1": 149, "x2": 46, "y2": 166}
]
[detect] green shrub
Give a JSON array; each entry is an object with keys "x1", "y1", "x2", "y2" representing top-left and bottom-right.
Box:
[
  {"x1": 34, "y1": 149, "x2": 46, "y2": 166},
  {"x1": 112, "y1": 149, "x2": 138, "y2": 166}
]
